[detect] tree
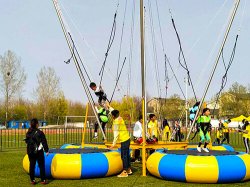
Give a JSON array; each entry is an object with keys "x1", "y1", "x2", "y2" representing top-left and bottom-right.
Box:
[
  {"x1": 35, "y1": 67, "x2": 60, "y2": 120},
  {"x1": 219, "y1": 83, "x2": 250, "y2": 117},
  {"x1": 47, "y1": 92, "x2": 68, "y2": 124},
  {"x1": 0, "y1": 50, "x2": 27, "y2": 124}
]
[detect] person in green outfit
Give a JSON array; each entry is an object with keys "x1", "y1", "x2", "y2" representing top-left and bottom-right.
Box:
[
  {"x1": 93, "y1": 106, "x2": 109, "y2": 140},
  {"x1": 196, "y1": 108, "x2": 212, "y2": 153}
]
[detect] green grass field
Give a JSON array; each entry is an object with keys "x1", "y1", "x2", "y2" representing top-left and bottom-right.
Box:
[{"x1": 0, "y1": 148, "x2": 250, "y2": 187}]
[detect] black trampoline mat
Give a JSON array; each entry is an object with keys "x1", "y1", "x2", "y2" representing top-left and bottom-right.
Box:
[
  {"x1": 49, "y1": 148, "x2": 111, "y2": 154},
  {"x1": 163, "y1": 150, "x2": 239, "y2": 156}
]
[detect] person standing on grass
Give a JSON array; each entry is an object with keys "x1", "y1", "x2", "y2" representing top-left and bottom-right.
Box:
[
  {"x1": 238, "y1": 120, "x2": 250, "y2": 154},
  {"x1": 25, "y1": 118, "x2": 49, "y2": 185},
  {"x1": 147, "y1": 114, "x2": 161, "y2": 141},
  {"x1": 109, "y1": 110, "x2": 132, "y2": 177},
  {"x1": 133, "y1": 115, "x2": 143, "y2": 162},
  {"x1": 221, "y1": 119, "x2": 231, "y2": 144},
  {"x1": 162, "y1": 118, "x2": 171, "y2": 141}
]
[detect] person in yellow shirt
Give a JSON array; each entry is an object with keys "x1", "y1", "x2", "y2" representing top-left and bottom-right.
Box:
[
  {"x1": 147, "y1": 114, "x2": 161, "y2": 140},
  {"x1": 239, "y1": 120, "x2": 250, "y2": 154},
  {"x1": 162, "y1": 118, "x2": 170, "y2": 141},
  {"x1": 213, "y1": 127, "x2": 223, "y2": 145},
  {"x1": 110, "y1": 110, "x2": 131, "y2": 177},
  {"x1": 221, "y1": 119, "x2": 230, "y2": 144}
]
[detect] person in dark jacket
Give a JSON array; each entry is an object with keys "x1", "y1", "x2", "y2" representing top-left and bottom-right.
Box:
[{"x1": 25, "y1": 118, "x2": 49, "y2": 185}]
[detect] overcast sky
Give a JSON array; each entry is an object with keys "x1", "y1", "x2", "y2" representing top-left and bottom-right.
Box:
[{"x1": 0, "y1": 0, "x2": 249, "y2": 104}]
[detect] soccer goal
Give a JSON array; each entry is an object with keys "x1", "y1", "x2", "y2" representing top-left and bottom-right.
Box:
[{"x1": 63, "y1": 116, "x2": 96, "y2": 129}]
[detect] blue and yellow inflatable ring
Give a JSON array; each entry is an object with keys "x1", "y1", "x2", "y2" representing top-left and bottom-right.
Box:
[
  {"x1": 23, "y1": 148, "x2": 123, "y2": 179},
  {"x1": 147, "y1": 150, "x2": 250, "y2": 183}
]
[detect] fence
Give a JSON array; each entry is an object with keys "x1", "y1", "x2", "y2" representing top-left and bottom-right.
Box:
[{"x1": 0, "y1": 127, "x2": 245, "y2": 151}]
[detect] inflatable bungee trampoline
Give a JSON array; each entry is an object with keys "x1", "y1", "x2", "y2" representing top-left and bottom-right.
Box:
[
  {"x1": 147, "y1": 149, "x2": 250, "y2": 183},
  {"x1": 23, "y1": 148, "x2": 123, "y2": 179}
]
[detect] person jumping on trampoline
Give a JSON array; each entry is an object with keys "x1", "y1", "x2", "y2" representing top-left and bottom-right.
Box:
[
  {"x1": 196, "y1": 108, "x2": 212, "y2": 153},
  {"x1": 110, "y1": 110, "x2": 131, "y2": 177},
  {"x1": 93, "y1": 106, "x2": 109, "y2": 140},
  {"x1": 189, "y1": 101, "x2": 200, "y2": 122},
  {"x1": 89, "y1": 82, "x2": 109, "y2": 109}
]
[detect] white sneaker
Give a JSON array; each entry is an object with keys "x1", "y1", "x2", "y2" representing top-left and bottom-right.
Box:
[
  {"x1": 92, "y1": 136, "x2": 98, "y2": 140},
  {"x1": 202, "y1": 148, "x2": 209, "y2": 153},
  {"x1": 197, "y1": 146, "x2": 201, "y2": 152}
]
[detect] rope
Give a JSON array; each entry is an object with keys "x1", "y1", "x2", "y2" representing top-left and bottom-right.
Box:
[
  {"x1": 212, "y1": 34, "x2": 239, "y2": 116},
  {"x1": 65, "y1": 32, "x2": 92, "y2": 83},
  {"x1": 60, "y1": 1, "x2": 126, "y2": 95},
  {"x1": 164, "y1": 55, "x2": 170, "y2": 99},
  {"x1": 166, "y1": 54, "x2": 186, "y2": 100},
  {"x1": 169, "y1": 10, "x2": 197, "y2": 101},
  {"x1": 155, "y1": 0, "x2": 170, "y2": 99},
  {"x1": 147, "y1": 0, "x2": 162, "y2": 101},
  {"x1": 127, "y1": 0, "x2": 136, "y2": 97},
  {"x1": 99, "y1": 2, "x2": 119, "y2": 85},
  {"x1": 116, "y1": 0, "x2": 128, "y2": 81},
  {"x1": 110, "y1": 57, "x2": 127, "y2": 103},
  {"x1": 212, "y1": 0, "x2": 246, "y2": 116}
]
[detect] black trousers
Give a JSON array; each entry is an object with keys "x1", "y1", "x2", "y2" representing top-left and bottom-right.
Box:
[
  {"x1": 175, "y1": 131, "x2": 182, "y2": 142},
  {"x1": 222, "y1": 132, "x2": 230, "y2": 144},
  {"x1": 134, "y1": 149, "x2": 140, "y2": 160},
  {"x1": 28, "y1": 150, "x2": 45, "y2": 181},
  {"x1": 94, "y1": 121, "x2": 106, "y2": 135},
  {"x1": 121, "y1": 139, "x2": 131, "y2": 170},
  {"x1": 243, "y1": 137, "x2": 249, "y2": 154}
]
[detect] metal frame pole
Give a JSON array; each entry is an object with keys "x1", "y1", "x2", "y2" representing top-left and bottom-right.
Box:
[
  {"x1": 186, "y1": 0, "x2": 241, "y2": 140},
  {"x1": 52, "y1": 0, "x2": 106, "y2": 140}
]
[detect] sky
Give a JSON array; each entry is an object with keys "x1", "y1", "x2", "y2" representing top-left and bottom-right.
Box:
[{"x1": 0, "y1": 0, "x2": 249, "y2": 104}]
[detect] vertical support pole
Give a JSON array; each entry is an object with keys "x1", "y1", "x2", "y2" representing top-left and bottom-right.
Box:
[
  {"x1": 140, "y1": 0, "x2": 147, "y2": 177},
  {"x1": 82, "y1": 103, "x2": 89, "y2": 147},
  {"x1": 185, "y1": 77, "x2": 188, "y2": 128}
]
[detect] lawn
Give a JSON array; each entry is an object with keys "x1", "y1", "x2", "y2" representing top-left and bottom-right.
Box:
[{"x1": 0, "y1": 148, "x2": 249, "y2": 187}]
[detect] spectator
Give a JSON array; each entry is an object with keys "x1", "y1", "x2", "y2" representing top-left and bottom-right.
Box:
[
  {"x1": 174, "y1": 121, "x2": 182, "y2": 142},
  {"x1": 110, "y1": 110, "x2": 132, "y2": 177},
  {"x1": 221, "y1": 119, "x2": 231, "y2": 144},
  {"x1": 162, "y1": 119, "x2": 171, "y2": 141},
  {"x1": 133, "y1": 115, "x2": 143, "y2": 162},
  {"x1": 25, "y1": 118, "x2": 49, "y2": 185}
]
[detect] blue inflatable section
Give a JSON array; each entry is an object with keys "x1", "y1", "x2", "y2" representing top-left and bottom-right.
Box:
[
  {"x1": 221, "y1": 144, "x2": 234, "y2": 152},
  {"x1": 81, "y1": 153, "x2": 109, "y2": 178},
  {"x1": 34, "y1": 153, "x2": 55, "y2": 178},
  {"x1": 216, "y1": 155, "x2": 246, "y2": 183},
  {"x1": 159, "y1": 153, "x2": 187, "y2": 182}
]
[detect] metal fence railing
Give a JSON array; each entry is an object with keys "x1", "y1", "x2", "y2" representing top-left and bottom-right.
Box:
[{"x1": 0, "y1": 127, "x2": 245, "y2": 151}]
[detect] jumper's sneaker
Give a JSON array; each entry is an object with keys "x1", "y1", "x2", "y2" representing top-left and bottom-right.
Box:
[
  {"x1": 92, "y1": 136, "x2": 98, "y2": 140},
  {"x1": 40, "y1": 180, "x2": 48, "y2": 185},
  {"x1": 135, "y1": 159, "x2": 140, "y2": 163},
  {"x1": 197, "y1": 146, "x2": 201, "y2": 152},
  {"x1": 30, "y1": 180, "x2": 36, "y2": 185},
  {"x1": 202, "y1": 148, "x2": 209, "y2": 153},
  {"x1": 127, "y1": 168, "x2": 133, "y2": 175},
  {"x1": 117, "y1": 170, "x2": 128, "y2": 177}
]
